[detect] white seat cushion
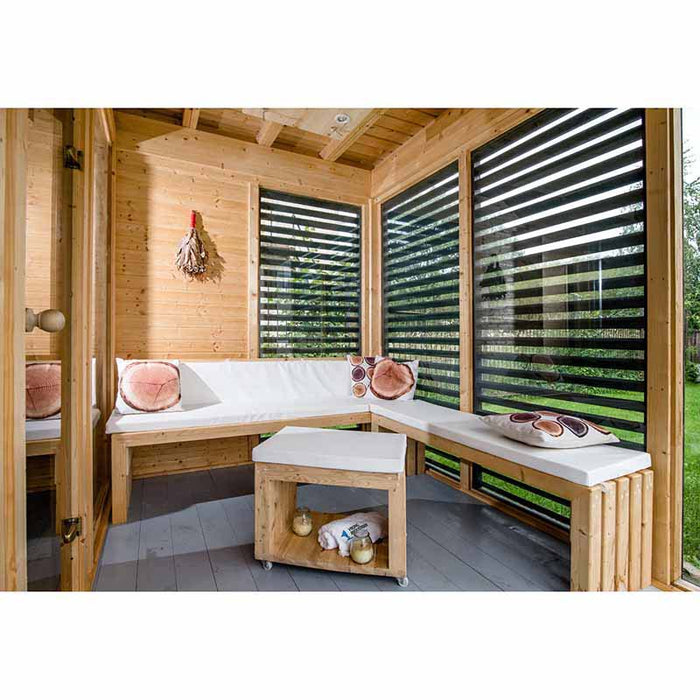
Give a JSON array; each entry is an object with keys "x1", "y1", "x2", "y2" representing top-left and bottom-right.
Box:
[
  {"x1": 369, "y1": 399, "x2": 651, "y2": 487},
  {"x1": 252, "y1": 426, "x2": 406, "y2": 473},
  {"x1": 26, "y1": 407, "x2": 101, "y2": 442},
  {"x1": 106, "y1": 399, "x2": 369, "y2": 435}
]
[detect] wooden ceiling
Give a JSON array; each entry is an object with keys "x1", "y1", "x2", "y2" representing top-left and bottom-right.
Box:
[{"x1": 116, "y1": 108, "x2": 447, "y2": 169}]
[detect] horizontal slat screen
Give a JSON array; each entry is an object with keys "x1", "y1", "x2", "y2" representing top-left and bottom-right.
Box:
[
  {"x1": 259, "y1": 189, "x2": 362, "y2": 357},
  {"x1": 472, "y1": 108, "x2": 647, "y2": 451},
  {"x1": 381, "y1": 162, "x2": 461, "y2": 478},
  {"x1": 382, "y1": 161, "x2": 461, "y2": 411}
]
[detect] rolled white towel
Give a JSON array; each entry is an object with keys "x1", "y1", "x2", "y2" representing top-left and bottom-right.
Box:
[{"x1": 317, "y1": 511, "x2": 387, "y2": 557}]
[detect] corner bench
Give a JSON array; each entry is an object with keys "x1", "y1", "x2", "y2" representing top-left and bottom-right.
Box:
[{"x1": 105, "y1": 360, "x2": 653, "y2": 591}]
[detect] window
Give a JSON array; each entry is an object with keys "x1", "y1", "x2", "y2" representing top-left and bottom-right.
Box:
[
  {"x1": 381, "y1": 162, "x2": 461, "y2": 477},
  {"x1": 471, "y1": 108, "x2": 647, "y2": 523},
  {"x1": 258, "y1": 189, "x2": 362, "y2": 358}
]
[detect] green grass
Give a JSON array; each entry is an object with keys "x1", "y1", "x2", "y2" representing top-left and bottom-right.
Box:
[{"x1": 684, "y1": 382, "x2": 700, "y2": 575}]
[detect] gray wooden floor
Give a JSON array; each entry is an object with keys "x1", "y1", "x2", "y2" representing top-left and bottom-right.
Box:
[{"x1": 93, "y1": 465, "x2": 571, "y2": 591}]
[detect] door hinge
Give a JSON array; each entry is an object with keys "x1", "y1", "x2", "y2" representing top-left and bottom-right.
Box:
[
  {"x1": 61, "y1": 517, "x2": 82, "y2": 544},
  {"x1": 64, "y1": 145, "x2": 82, "y2": 170}
]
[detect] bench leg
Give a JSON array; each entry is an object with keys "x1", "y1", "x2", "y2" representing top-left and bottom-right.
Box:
[
  {"x1": 570, "y1": 485, "x2": 603, "y2": 591},
  {"x1": 254, "y1": 464, "x2": 297, "y2": 562},
  {"x1": 570, "y1": 470, "x2": 653, "y2": 592},
  {"x1": 415, "y1": 442, "x2": 425, "y2": 475},
  {"x1": 387, "y1": 472, "x2": 407, "y2": 578},
  {"x1": 111, "y1": 438, "x2": 132, "y2": 525}
]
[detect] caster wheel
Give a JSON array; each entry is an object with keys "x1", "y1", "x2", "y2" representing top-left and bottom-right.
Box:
[
  {"x1": 262, "y1": 561, "x2": 273, "y2": 571},
  {"x1": 397, "y1": 577, "x2": 409, "y2": 588}
]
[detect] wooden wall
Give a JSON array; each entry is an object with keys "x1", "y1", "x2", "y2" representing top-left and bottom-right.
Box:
[
  {"x1": 113, "y1": 112, "x2": 370, "y2": 362},
  {"x1": 112, "y1": 113, "x2": 371, "y2": 476},
  {"x1": 25, "y1": 109, "x2": 66, "y2": 360}
]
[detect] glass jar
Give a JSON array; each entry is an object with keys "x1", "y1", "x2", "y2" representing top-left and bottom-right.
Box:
[
  {"x1": 349, "y1": 526, "x2": 375, "y2": 565},
  {"x1": 291, "y1": 507, "x2": 313, "y2": 537}
]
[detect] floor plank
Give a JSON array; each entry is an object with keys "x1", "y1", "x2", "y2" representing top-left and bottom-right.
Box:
[{"x1": 92, "y1": 466, "x2": 574, "y2": 593}]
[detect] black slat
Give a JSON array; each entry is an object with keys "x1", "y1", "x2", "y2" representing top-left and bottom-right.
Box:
[
  {"x1": 474, "y1": 126, "x2": 643, "y2": 197},
  {"x1": 476, "y1": 250, "x2": 645, "y2": 289},
  {"x1": 475, "y1": 146, "x2": 644, "y2": 218},
  {"x1": 473, "y1": 109, "x2": 577, "y2": 163},
  {"x1": 476, "y1": 365, "x2": 645, "y2": 392},
  {"x1": 475, "y1": 109, "x2": 642, "y2": 189},
  {"x1": 474, "y1": 167, "x2": 643, "y2": 232},
  {"x1": 478, "y1": 351, "x2": 645, "y2": 372},
  {"x1": 474, "y1": 109, "x2": 613, "y2": 175},
  {"x1": 474, "y1": 335, "x2": 645, "y2": 351},
  {"x1": 382, "y1": 162, "x2": 459, "y2": 213}
]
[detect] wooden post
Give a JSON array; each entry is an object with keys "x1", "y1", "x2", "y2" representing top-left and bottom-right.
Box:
[
  {"x1": 600, "y1": 481, "x2": 617, "y2": 591},
  {"x1": 59, "y1": 109, "x2": 95, "y2": 590},
  {"x1": 111, "y1": 437, "x2": 131, "y2": 525},
  {"x1": 570, "y1": 486, "x2": 603, "y2": 591},
  {"x1": 247, "y1": 182, "x2": 260, "y2": 359},
  {"x1": 615, "y1": 477, "x2": 630, "y2": 591},
  {"x1": 645, "y1": 108, "x2": 684, "y2": 586},
  {"x1": 369, "y1": 200, "x2": 383, "y2": 355},
  {"x1": 0, "y1": 108, "x2": 28, "y2": 591},
  {"x1": 387, "y1": 472, "x2": 407, "y2": 578}
]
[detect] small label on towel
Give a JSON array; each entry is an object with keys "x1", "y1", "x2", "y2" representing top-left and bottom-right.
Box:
[{"x1": 341, "y1": 521, "x2": 369, "y2": 541}]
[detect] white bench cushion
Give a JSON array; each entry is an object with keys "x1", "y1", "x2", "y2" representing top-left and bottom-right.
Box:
[
  {"x1": 26, "y1": 407, "x2": 101, "y2": 443},
  {"x1": 369, "y1": 399, "x2": 651, "y2": 487},
  {"x1": 252, "y1": 426, "x2": 406, "y2": 473},
  {"x1": 179, "y1": 359, "x2": 352, "y2": 407},
  {"x1": 105, "y1": 399, "x2": 367, "y2": 435}
]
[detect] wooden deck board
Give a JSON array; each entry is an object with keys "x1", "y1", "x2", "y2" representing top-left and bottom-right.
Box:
[{"x1": 93, "y1": 465, "x2": 572, "y2": 592}]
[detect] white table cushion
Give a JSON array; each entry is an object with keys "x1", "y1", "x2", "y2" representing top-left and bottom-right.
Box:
[
  {"x1": 369, "y1": 399, "x2": 651, "y2": 487},
  {"x1": 106, "y1": 399, "x2": 368, "y2": 435},
  {"x1": 26, "y1": 407, "x2": 101, "y2": 442},
  {"x1": 252, "y1": 426, "x2": 407, "y2": 473}
]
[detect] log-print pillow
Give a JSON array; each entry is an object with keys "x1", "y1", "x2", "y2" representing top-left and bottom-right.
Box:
[
  {"x1": 115, "y1": 359, "x2": 183, "y2": 414},
  {"x1": 347, "y1": 355, "x2": 384, "y2": 398},
  {"x1": 479, "y1": 411, "x2": 620, "y2": 449},
  {"x1": 26, "y1": 362, "x2": 61, "y2": 419},
  {"x1": 347, "y1": 356, "x2": 419, "y2": 401}
]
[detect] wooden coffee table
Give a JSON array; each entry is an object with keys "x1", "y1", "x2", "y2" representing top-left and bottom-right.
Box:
[{"x1": 252, "y1": 426, "x2": 409, "y2": 586}]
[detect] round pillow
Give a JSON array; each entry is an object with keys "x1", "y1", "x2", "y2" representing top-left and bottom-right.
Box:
[
  {"x1": 119, "y1": 361, "x2": 181, "y2": 412},
  {"x1": 370, "y1": 359, "x2": 415, "y2": 400},
  {"x1": 26, "y1": 362, "x2": 62, "y2": 419}
]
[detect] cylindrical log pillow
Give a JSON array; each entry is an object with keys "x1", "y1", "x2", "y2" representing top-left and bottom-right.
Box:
[
  {"x1": 26, "y1": 362, "x2": 61, "y2": 419},
  {"x1": 116, "y1": 359, "x2": 182, "y2": 414},
  {"x1": 369, "y1": 358, "x2": 416, "y2": 400}
]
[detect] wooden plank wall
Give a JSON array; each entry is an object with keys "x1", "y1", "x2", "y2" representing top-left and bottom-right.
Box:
[{"x1": 113, "y1": 113, "x2": 371, "y2": 476}]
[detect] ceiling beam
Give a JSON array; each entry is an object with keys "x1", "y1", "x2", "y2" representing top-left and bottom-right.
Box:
[
  {"x1": 319, "y1": 109, "x2": 386, "y2": 162},
  {"x1": 97, "y1": 108, "x2": 116, "y2": 144},
  {"x1": 256, "y1": 120, "x2": 284, "y2": 147},
  {"x1": 182, "y1": 108, "x2": 200, "y2": 129}
]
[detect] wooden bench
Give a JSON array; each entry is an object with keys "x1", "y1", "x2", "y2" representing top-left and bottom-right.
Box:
[
  {"x1": 105, "y1": 359, "x2": 653, "y2": 591},
  {"x1": 371, "y1": 412, "x2": 653, "y2": 592},
  {"x1": 110, "y1": 410, "x2": 372, "y2": 523}
]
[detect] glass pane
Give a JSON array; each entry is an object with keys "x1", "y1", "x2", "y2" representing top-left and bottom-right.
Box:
[
  {"x1": 92, "y1": 114, "x2": 110, "y2": 531},
  {"x1": 682, "y1": 108, "x2": 700, "y2": 586},
  {"x1": 258, "y1": 189, "x2": 362, "y2": 358},
  {"x1": 25, "y1": 109, "x2": 72, "y2": 591},
  {"x1": 381, "y1": 162, "x2": 461, "y2": 409}
]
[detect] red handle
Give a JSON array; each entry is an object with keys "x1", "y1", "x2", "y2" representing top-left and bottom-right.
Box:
[{"x1": 190, "y1": 210, "x2": 197, "y2": 228}]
